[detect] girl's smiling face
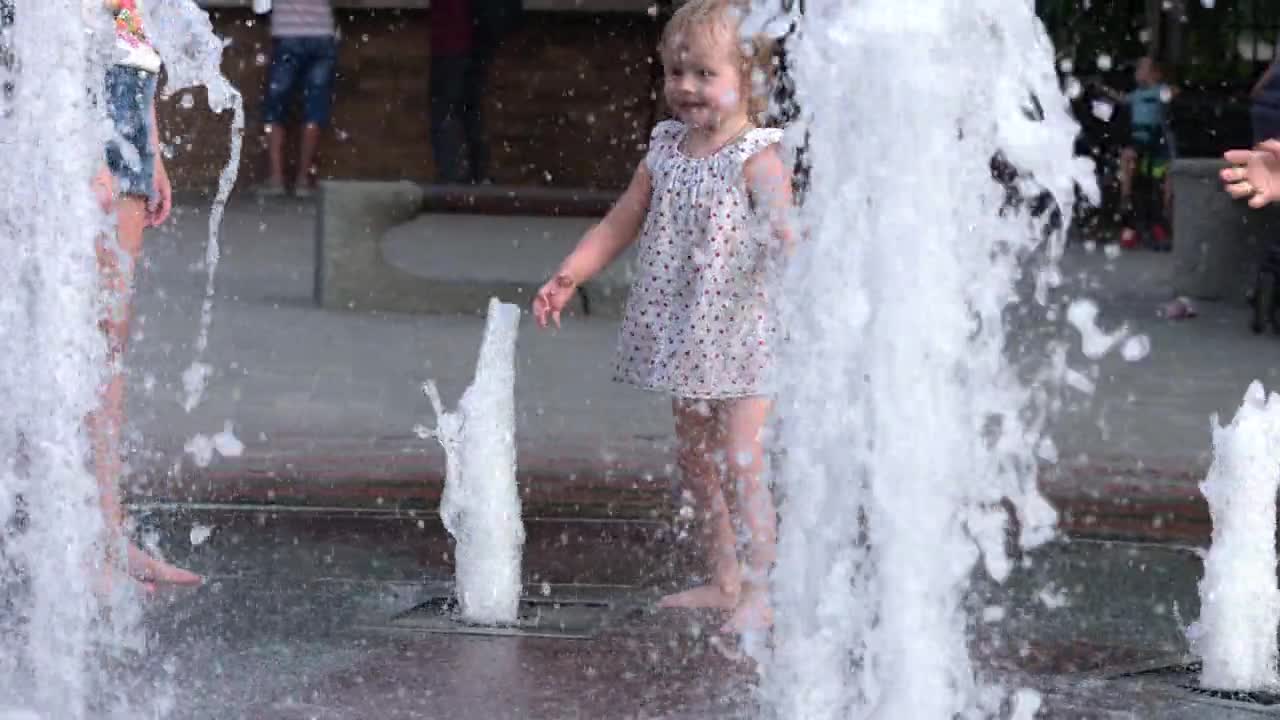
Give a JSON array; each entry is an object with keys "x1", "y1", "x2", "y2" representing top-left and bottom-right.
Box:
[{"x1": 662, "y1": 27, "x2": 746, "y2": 131}]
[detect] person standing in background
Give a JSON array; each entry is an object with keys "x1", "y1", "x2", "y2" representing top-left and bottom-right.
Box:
[
  {"x1": 258, "y1": 0, "x2": 337, "y2": 198},
  {"x1": 1252, "y1": 47, "x2": 1280, "y2": 144},
  {"x1": 429, "y1": 0, "x2": 522, "y2": 184},
  {"x1": 1245, "y1": 47, "x2": 1280, "y2": 333}
]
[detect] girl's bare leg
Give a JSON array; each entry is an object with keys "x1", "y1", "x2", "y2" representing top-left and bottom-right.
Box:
[
  {"x1": 720, "y1": 396, "x2": 776, "y2": 632},
  {"x1": 90, "y1": 196, "x2": 201, "y2": 587},
  {"x1": 658, "y1": 398, "x2": 741, "y2": 610}
]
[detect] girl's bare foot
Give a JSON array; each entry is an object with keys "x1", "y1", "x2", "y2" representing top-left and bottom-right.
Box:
[
  {"x1": 722, "y1": 584, "x2": 772, "y2": 633},
  {"x1": 657, "y1": 584, "x2": 739, "y2": 610},
  {"x1": 126, "y1": 542, "x2": 202, "y2": 586}
]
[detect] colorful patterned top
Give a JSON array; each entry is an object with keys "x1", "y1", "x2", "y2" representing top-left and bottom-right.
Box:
[{"x1": 99, "y1": 0, "x2": 161, "y2": 72}]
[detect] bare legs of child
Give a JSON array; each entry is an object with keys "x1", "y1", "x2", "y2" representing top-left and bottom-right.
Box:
[
  {"x1": 659, "y1": 397, "x2": 777, "y2": 633},
  {"x1": 1119, "y1": 146, "x2": 1136, "y2": 204},
  {"x1": 266, "y1": 122, "x2": 323, "y2": 195},
  {"x1": 1118, "y1": 146, "x2": 1138, "y2": 247},
  {"x1": 90, "y1": 195, "x2": 202, "y2": 590},
  {"x1": 661, "y1": 399, "x2": 741, "y2": 612}
]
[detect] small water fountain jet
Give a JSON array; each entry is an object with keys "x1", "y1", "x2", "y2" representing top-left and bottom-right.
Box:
[
  {"x1": 418, "y1": 299, "x2": 525, "y2": 625},
  {"x1": 1189, "y1": 381, "x2": 1280, "y2": 691},
  {"x1": 758, "y1": 0, "x2": 1092, "y2": 716}
]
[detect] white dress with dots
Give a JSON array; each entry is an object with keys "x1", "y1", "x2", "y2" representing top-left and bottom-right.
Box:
[{"x1": 613, "y1": 120, "x2": 785, "y2": 400}]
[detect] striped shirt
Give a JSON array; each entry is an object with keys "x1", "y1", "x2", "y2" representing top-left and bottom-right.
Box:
[{"x1": 271, "y1": 0, "x2": 334, "y2": 38}]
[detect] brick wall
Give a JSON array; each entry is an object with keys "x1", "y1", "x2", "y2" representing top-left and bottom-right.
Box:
[{"x1": 160, "y1": 8, "x2": 664, "y2": 193}]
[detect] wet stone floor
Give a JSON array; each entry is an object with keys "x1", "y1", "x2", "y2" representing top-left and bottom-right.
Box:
[{"x1": 97, "y1": 508, "x2": 1277, "y2": 718}]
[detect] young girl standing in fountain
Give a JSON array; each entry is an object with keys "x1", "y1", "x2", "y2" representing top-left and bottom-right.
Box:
[
  {"x1": 533, "y1": 0, "x2": 792, "y2": 632},
  {"x1": 88, "y1": 0, "x2": 202, "y2": 588}
]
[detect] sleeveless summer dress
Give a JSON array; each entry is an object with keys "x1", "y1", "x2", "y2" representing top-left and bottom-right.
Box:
[{"x1": 613, "y1": 119, "x2": 785, "y2": 400}]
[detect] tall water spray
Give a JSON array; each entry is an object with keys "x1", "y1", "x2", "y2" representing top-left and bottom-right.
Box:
[
  {"x1": 0, "y1": 2, "x2": 120, "y2": 716},
  {"x1": 0, "y1": 2, "x2": 240, "y2": 715},
  {"x1": 760, "y1": 1, "x2": 1092, "y2": 716}
]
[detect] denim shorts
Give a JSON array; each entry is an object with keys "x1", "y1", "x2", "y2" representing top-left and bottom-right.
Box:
[
  {"x1": 261, "y1": 36, "x2": 338, "y2": 126},
  {"x1": 105, "y1": 64, "x2": 158, "y2": 200}
]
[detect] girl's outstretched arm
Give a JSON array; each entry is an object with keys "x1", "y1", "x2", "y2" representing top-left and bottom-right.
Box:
[
  {"x1": 533, "y1": 161, "x2": 652, "y2": 328},
  {"x1": 744, "y1": 143, "x2": 795, "y2": 253}
]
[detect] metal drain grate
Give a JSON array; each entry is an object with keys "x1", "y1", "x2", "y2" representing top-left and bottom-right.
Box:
[
  {"x1": 1116, "y1": 660, "x2": 1280, "y2": 709},
  {"x1": 360, "y1": 585, "x2": 648, "y2": 640},
  {"x1": 1179, "y1": 685, "x2": 1280, "y2": 706}
]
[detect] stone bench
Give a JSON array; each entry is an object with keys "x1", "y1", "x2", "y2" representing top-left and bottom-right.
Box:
[
  {"x1": 1170, "y1": 158, "x2": 1280, "y2": 302},
  {"x1": 314, "y1": 180, "x2": 633, "y2": 316}
]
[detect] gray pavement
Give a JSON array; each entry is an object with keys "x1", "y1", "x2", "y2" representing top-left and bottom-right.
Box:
[
  {"x1": 122, "y1": 199, "x2": 1280, "y2": 516},
  {"x1": 125, "y1": 201, "x2": 674, "y2": 499},
  {"x1": 43, "y1": 199, "x2": 1280, "y2": 719},
  {"x1": 17, "y1": 508, "x2": 1252, "y2": 719}
]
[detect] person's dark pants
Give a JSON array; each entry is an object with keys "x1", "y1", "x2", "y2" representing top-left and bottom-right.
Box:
[
  {"x1": 1252, "y1": 101, "x2": 1280, "y2": 279},
  {"x1": 1129, "y1": 162, "x2": 1166, "y2": 239},
  {"x1": 430, "y1": 45, "x2": 494, "y2": 184},
  {"x1": 1125, "y1": 131, "x2": 1170, "y2": 246},
  {"x1": 1252, "y1": 101, "x2": 1280, "y2": 145}
]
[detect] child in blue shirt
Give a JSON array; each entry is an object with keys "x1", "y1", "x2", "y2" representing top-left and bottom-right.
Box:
[{"x1": 1098, "y1": 57, "x2": 1177, "y2": 251}]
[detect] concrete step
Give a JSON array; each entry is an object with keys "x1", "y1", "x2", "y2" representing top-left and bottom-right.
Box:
[{"x1": 315, "y1": 180, "x2": 634, "y2": 316}]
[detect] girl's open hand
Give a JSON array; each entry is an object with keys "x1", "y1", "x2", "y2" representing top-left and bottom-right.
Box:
[
  {"x1": 1223, "y1": 140, "x2": 1280, "y2": 209},
  {"x1": 532, "y1": 273, "x2": 577, "y2": 329}
]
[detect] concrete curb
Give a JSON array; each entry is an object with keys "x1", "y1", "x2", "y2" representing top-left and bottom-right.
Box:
[
  {"x1": 313, "y1": 180, "x2": 626, "y2": 317},
  {"x1": 1170, "y1": 158, "x2": 1280, "y2": 303}
]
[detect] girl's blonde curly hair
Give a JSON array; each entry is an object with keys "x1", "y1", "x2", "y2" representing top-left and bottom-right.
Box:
[{"x1": 660, "y1": 0, "x2": 779, "y2": 125}]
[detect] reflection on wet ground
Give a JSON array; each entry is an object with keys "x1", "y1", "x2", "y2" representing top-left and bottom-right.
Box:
[{"x1": 109, "y1": 508, "x2": 1271, "y2": 719}]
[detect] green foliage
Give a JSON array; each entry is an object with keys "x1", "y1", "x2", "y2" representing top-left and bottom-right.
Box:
[
  {"x1": 1036, "y1": 0, "x2": 1148, "y2": 74},
  {"x1": 1036, "y1": 0, "x2": 1277, "y2": 86}
]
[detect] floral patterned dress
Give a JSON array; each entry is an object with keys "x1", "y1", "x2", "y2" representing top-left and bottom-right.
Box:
[{"x1": 613, "y1": 119, "x2": 785, "y2": 400}]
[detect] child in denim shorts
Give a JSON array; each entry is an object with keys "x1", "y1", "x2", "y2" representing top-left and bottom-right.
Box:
[
  {"x1": 258, "y1": 0, "x2": 337, "y2": 198},
  {"x1": 90, "y1": 0, "x2": 202, "y2": 589}
]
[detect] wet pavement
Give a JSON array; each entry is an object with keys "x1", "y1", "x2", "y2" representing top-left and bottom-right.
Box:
[
  {"x1": 84, "y1": 199, "x2": 1280, "y2": 717},
  {"x1": 72, "y1": 508, "x2": 1258, "y2": 720},
  {"x1": 126, "y1": 509, "x2": 747, "y2": 719}
]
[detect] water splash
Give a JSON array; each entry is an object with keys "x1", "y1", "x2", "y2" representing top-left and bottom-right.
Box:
[
  {"x1": 417, "y1": 299, "x2": 525, "y2": 624},
  {"x1": 0, "y1": 3, "x2": 239, "y2": 714},
  {"x1": 143, "y1": 0, "x2": 244, "y2": 412},
  {"x1": 758, "y1": 0, "x2": 1091, "y2": 716},
  {"x1": 0, "y1": 2, "x2": 123, "y2": 716},
  {"x1": 1189, "y1": 381, "x2": 1280, "y2": 691}
]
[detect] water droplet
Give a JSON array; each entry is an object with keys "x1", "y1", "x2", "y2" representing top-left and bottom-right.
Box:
[{"x1": 1121, "y1": 334, "x2": 1150, "y2": 362}]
